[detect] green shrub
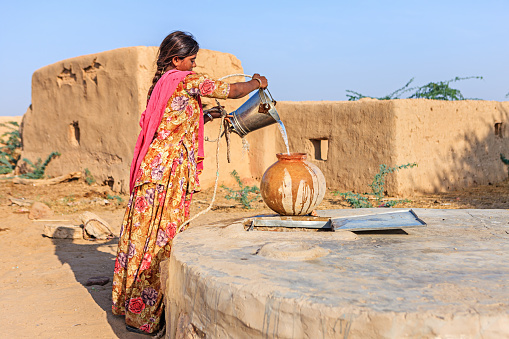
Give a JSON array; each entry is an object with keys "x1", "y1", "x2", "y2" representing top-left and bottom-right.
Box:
[
  {"x1": 0, "y1": 121, "x2": 21, "y2": 174},
  {"x1": 346, "y1": 76, "x2": 483, "y2": 101},
  {"x1": 221, "y1": 170, "x2": 260, "y2": 209},
  {"x1": 501, "y1": 154, "x2": 509, "y2": 176},
  {"x1": 106, "y1": 194, "x2": 123, "y2": 203},
  {"x1": 84, "y1": 168, "x2": 96, "y2": 185},
  {"x1": 21, "y1": 151, "x2": 61, "y2": 179},
  {"x1": 63, "y1": 195, "x2": 75, "y2": 203},
  {"x1": 335, "y1": 163, "x2": 417, "y2": 208}
]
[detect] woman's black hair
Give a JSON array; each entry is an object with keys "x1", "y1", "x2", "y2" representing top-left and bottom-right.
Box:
[{"x1": 147, "y1": 31, "x2": 199, "y2": 101}]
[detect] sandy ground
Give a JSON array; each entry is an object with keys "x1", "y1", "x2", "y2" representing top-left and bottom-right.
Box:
[{"x1": 0, "y1": 178, "x2": 508, "y2": 338}]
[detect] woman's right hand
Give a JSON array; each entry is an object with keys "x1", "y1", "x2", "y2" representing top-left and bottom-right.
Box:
[
  {"x1": 228, "y1": 73, "x2": 269, "y2": 99},
  {"x1": 252, "y1": 73, "x2": 268, "y2": 89}
]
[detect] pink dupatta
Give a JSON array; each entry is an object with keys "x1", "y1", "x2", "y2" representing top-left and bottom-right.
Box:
[{"x1": 129, "y1": 69, "x2": 205, "y2": 193}]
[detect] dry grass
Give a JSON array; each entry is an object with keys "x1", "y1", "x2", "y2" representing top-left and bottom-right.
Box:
[{"x1": 1, "y1": 177, "x2": 508, "y2": 216}]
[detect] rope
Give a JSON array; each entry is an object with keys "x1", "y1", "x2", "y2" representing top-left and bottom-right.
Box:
[
  {"x1": 204, "y1": 73, "x2": 252, "y2": 142},
  {"x1": 204, "y1": 136, "x2": 219, "y2": 142},
  {"x1": 203, "y1": 73, "x2": 252, "y2": 144},
  {"x1": 218, "y1": 74, "x2": 252, "y2": 81},
  {"x1": 202, "y1": 74, "x2": 251, "y2": 143},
  {"x1": 177, "y1": 73, "x2": 255, "y2": 232},
  {"x1": 176, "y1": 99, "x2": 228, "y2": 233}
]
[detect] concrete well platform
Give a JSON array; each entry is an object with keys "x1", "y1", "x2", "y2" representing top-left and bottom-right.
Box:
[{"x1": 161, "y1": 209, "x2": 509, "y2": 338}]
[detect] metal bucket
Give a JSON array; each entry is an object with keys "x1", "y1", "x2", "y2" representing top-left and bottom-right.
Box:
[{"x1": 230, "y1": 88, "x2": 281, "y2": 137}]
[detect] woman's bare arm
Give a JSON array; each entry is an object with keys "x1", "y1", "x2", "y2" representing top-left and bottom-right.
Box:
[{"x1": 228, "y1": 73, "x2": 268, "y2": 99}]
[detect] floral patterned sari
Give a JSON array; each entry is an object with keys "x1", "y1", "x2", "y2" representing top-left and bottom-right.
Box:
[{"x1": 112, "y1": 73, "x2": 229, "y2": 334}]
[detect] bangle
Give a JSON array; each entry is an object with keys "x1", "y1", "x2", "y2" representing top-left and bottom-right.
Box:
[
  {"x1": 253, "y1": 78, "x2": 263, "y2": 89},
  {"x1": 206, "y1": 113, "x2": 213, "y2": 121}
]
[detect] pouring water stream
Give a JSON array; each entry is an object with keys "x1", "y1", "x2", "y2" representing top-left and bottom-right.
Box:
[
  {"x1": 276, "y1": 120, "x2": 291, "y2": 155},
  {"x1": 218, "y1": 73, "x2": 291, "y2": 155}
]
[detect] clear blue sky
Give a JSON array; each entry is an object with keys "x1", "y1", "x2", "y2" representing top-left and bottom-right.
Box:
[{"x1": 1, "y1": 0, "x2": 508, "y2": 116}]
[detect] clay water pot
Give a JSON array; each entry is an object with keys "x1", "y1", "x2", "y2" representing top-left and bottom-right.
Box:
[{"x1": 260, "y1": 153, "x2": 326, "y2": 216}]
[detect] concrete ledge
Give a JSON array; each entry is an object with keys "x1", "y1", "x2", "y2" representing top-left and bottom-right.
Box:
[{"x1": 162, "y1": 209, "x2": 509, "y2": 338}]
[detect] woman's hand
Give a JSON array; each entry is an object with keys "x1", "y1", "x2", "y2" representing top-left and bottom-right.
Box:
[
  {"x1": 228, "y1": 73, "x2": 268, "y2": 99},
  {"x1": 252, "y1": 73, "x2": 268, "y2": 89},
  {"x1": 203, "y1": 105, "x2": 224, "y2": 123}
]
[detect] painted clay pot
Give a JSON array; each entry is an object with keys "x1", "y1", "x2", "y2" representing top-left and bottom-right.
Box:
[{"x1": 260, "y1": 153, "x2": 326, "y2": 216}]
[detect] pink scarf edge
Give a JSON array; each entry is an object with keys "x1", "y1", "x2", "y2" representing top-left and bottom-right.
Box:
[{"x1": 129, "y1": 70, "x2": 205, "y2": 193}]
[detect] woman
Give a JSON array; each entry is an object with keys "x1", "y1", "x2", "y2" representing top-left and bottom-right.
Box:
[{"x1": 111, "y1": 31, "x2": 267, "y2": 335}]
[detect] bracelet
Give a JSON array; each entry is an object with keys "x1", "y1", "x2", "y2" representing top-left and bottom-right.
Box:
[
  {"x1": 206, "y1": 113, "x2": 213, "y2": 121},
  {"x1": 253, "y1": 78, "x2": 263, "y2": 89}
]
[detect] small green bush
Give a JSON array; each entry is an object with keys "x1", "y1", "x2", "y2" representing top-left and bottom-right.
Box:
[
  {"x1": 346, "y1": 76, "x2": 483, "y2": 101},
  {"x1": 335, "y1": 163, "x2": 417, "y2": 208},
  {"x1": 106, "y1": 194, "x2": 123, "y2": 203},
  {"x1": 0, "y1": 121, "x2": 21, "y2": 174},
  {"x1": 84, "y1": 168, "x2": 96, "y2": 185},
  {"x1": 63, "y1": 195, "x2": 75, "y2": 203},
  {"x1": 21, "y1": 151, "x2": 61, "y2": 179},
  {"x1": 221, "y1": 170, "x2": 260, "y2": 209},
  {"x1": 501, "y1": 154, "x2": 509, "y2": 176}
]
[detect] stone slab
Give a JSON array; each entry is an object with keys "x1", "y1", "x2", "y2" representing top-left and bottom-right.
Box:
[
  {"x1": 43, "y1": 224, "x2": 83, "y2": 239},
  {"x1": 162, "y1": 208, "x2": 509, "y2": 338}
]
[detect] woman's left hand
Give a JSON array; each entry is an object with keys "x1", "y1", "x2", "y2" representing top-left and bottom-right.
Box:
[{"x1": 204, "y1": 105, "x2": 224, "y2": 123}]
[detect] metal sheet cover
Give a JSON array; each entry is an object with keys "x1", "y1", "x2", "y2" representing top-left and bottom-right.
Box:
[{"x1": 331, "y1": 209, "x2": 426, "y2": 231}]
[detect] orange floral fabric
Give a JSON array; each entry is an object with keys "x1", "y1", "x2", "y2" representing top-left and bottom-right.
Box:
[
  {"x1": 135, "y1": 73, "x2": 229, "y2": 193},
  {"x1": 112, "y1": 73, "x2": 229, "y2": 334}
]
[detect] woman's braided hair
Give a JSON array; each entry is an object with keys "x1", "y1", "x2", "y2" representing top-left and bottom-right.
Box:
[{"x1": 147, "y1": 31, "x2": 200, "y2": 102}]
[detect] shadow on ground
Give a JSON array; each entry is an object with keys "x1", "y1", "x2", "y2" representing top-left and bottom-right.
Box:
[{"x1": 52, "y1": 237, "x2": 146, "y2": 338}]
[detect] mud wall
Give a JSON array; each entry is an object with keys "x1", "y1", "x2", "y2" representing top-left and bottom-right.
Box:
[
  {"x1": 19, "y1": 46, "x2": 509, "y2": 196},
  {"x1": 393, "y1": 100, "x2": 509, "y2": 195},
  {"x1": 20, "y1": 47, "x2": 250, "y2": 193},
  {"x1": 271, "y1": 99, "x2": 509, "y2": 196},
  {"x1": 269, "y1": 99, "x2": 397, "y2": 193}
]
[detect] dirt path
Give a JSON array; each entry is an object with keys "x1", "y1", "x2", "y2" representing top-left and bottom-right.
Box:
[{"x1": 0, "y1": 178, "x2": 508, "y2": 338}]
